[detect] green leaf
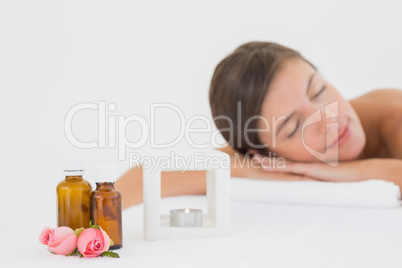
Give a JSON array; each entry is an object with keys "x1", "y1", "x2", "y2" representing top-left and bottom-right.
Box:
[
  {"x1": 101, "y1": 251, "x2": 120, "y2": 258},
  {"x1": 48, "y1": 250, "x2": 56, "y2": 255},
  {"x1": 74, "y1": 227, "x2": 85, "y2": 237},
  {"x1": 89, "y1": 220, "x2": 100, "y2": 230},
  {"x1": 90, "y1": 224, "x2": 100, "y2": 230},
  {"x1": 66, "y1": 248, "x2": 79, "y2": 256}
]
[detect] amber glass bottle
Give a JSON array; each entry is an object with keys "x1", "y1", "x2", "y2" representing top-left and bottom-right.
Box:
[
  {"x1": 91, "y1": 165, "x2": 122, "y2": 250},
  {"x1": 57, "y1": 156, "x2": 92, "y2": 230}
]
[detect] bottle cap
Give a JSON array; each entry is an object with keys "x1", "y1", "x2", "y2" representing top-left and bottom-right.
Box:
[
  {"x1": 94, "y1": 165, "x2": 116, "y2": 183},
  {"x1": 63, "y1": 155, "x2": 85, "y2": 176}
]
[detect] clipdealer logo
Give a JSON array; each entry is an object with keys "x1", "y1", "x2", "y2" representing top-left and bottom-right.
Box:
[
  {"x1": 64, "y1": 100, "x2": 339, "y2": 168},
  {"x1": 64, "y1": 101, "x2": 227, "y2": 161}
]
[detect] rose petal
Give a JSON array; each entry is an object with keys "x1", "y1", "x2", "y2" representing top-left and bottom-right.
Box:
[
  {"x1": 99, "y1": 227, "x2": 110, "y2": 252},
  {"x1": 53, "y1": 227, "x2": 75, "y2": 240},
  {"x1": 77, "y1": 228, "x2": 96, "y2": 256},
  {"x1": 46, "y1": 227, "x2": 74, "y2": 248},
  {"x1": 86, "y1": 240, "x2": 103, "y2": 251},
  {"x1": 48, "y1": 239, "x2": 62, "y2": 248},
  {"x1": 48, "y1": 235, "x2": 77, "y2": 255},
  {"x1": 77, "y1": 228, "x2": 113, "y2": 257},
  {"x1": 82, "y1": 252, "x2": 98, "y2": 258},
  {"x1": 39, "y1": 227, "x2": 54, "y2": 245}
]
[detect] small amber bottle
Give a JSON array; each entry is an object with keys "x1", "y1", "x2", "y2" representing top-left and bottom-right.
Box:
[
  {"x1": 57, "y1": 156, "x2": 92, "y2": 230},
  {"x1": 91, "y1": 165, "x2": 122, "y2": 250}
]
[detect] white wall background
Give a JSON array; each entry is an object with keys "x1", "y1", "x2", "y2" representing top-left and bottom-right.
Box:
[{"x1": 1, "y1": 0, "x2": 402, "y2": 233}]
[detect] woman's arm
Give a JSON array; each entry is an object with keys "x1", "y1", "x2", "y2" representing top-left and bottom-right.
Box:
[
  {"x1": 254, "y1": 155, "x2": 402, "y2": 194},
  {"x1": 351, "y1": 89, "x2": 402, "y2": 159},
  {"x1": 115, "y1": 148, "x2": 315, "y2": 209},
  {"x1": 115, "y1": 166, "x2": 207, "y2": 209}
]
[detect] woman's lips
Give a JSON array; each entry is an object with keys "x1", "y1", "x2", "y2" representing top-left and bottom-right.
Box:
[
  {"x1": 338, "y1": 125, "x2": 351, "y2": 146},
  {"x1": 327, "y1": 124, "x2": 351, "y2": 149}
]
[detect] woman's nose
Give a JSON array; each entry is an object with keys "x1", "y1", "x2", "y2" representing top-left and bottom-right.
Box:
[{"x1": 301, "y1": 101, "x2": 338, "y2": 134}]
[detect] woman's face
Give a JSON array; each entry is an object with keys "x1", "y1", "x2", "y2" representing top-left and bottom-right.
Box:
[{"x1": 256, "y1": 57, "x2": 366, "y2": 162}]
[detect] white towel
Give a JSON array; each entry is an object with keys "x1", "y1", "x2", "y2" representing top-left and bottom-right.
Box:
[{"x1": 230, "y1": 178, "x2": 402, "y2": 208}]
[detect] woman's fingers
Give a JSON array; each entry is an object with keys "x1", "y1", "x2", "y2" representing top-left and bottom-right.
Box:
[
  {"x1": 240, "y1": 152, "x2": 321, "y2": 182},
  {"x1": 252, "y1": 153, "x2": 316, "y2": 177},
  {"x1": 249, "y1": 152, "x2": 370, "y2": 183},
  {"x1": 252, "y1": 153, "x2": 291, "y2": 172}
]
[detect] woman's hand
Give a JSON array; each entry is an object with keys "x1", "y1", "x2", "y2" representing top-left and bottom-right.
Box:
[
  {"x1": 230, "y1": 153, "x2": 317, "y2": 182},
  {"x1": 253, "y1": 154, "x2": 361, "y2": 182},
  {"x1": 252, "y1": 153, "x2": 402, "y2": 186}
]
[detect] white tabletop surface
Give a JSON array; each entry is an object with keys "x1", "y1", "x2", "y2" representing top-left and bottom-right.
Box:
[{"x1": 3, "y1": 195, "x2": 402, "y2": 268}]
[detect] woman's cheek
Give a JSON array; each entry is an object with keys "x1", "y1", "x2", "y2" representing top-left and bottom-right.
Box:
[
  {"x1": 299, "y1": 125, "x2": 327, "y2": 154},
  {"x1": 273, "y1": 139, "x2": 314, "y2": 162}
]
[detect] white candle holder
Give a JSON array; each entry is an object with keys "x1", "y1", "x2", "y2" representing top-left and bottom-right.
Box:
[{"x1": 142, "y1": 150, "x2": 230, "y2": 240}]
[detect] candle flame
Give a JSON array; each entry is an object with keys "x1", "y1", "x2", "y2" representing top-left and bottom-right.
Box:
[{"x1": 184, "y1": 208, "x2": 190, "y2": 213}]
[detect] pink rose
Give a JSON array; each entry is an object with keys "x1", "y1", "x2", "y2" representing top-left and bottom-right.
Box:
[
  {"x1": 39, "y1": 226, "x2": 77, "y2": 255},
  {"x1": 39, "y1": 227, "x2": 54, "y2": 245},
  {"x1": 77, "y1": 227, "x2": 110, "y2": 257}
]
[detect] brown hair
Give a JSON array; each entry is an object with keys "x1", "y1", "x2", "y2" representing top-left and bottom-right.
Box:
[{"x1": 209, "y1": 41, "x2": 315, "y2": 156}]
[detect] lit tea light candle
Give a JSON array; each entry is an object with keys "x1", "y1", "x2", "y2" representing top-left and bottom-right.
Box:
[{"x1": 169, "y1": 208, "x2": 203, "y2": 227}]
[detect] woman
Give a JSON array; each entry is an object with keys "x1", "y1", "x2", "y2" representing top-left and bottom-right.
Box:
[{"x1": 116, "y1": 41, "x2": 402, "y2": 209}]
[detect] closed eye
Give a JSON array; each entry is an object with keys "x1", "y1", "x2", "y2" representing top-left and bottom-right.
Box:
[
  {"x1": 287, "y1": 119, "x2": 300, "y2": 138},
  {"x1": 312, "y1": 85, "x2": 326, "y2": 99}
]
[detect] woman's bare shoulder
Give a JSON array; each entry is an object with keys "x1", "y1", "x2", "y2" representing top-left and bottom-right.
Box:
[
  {"x1": 351, "y1": 88, "x2": 402, "y2": 158},
  {"x1": 350, "y1": 89, "x2": 402, "y2": 115},
  {"x1": 350, "y1": 88, "x2": 402, "y2": 103}
]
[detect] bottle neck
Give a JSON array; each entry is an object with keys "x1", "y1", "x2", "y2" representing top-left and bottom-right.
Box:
[
  {"x1": 95, "y1": 182, "x2": 115, "y2": 190},
  {"x1": 65, "y1": 175, "x2": 83, "y2": 182}
]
